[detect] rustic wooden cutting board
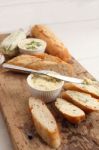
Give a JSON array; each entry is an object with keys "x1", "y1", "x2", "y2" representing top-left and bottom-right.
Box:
[{"x1": 0, "y1": 34, "x2": 99, "y2": 150}]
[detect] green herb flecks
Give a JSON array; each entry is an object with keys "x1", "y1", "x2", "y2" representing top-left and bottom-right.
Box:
[{"x1": 26, "y1": 41, "x2": 42, "y2": 50}]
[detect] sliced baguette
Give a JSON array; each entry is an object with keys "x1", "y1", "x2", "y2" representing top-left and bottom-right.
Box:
[
  {"x1": 55, "y1": 98, "x2": 85, "y2": 123},
  {"x1": 29, "y1": 97, "x2": 61, "y2": 148},
  {"x1": 64, "y1": 82, "x2": 99, "y2": 99},
  {"x1": 62, "y1": 90, "x2": 99, "y2": 113}
]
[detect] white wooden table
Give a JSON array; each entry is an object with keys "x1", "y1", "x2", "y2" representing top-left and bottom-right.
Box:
[{"x1": 0, "y1": 0, "x2": 99, "y2": 149}]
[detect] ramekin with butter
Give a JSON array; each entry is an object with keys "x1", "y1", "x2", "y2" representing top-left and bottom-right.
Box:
[
  {"x1": 27, "y1": 73, "x2": 64, "y2": 103},
  {"x1": 18, "y1": 38, "x2": 46, "y2": 55}
]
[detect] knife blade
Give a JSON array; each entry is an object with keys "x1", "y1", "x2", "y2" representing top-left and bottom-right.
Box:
[{"x1": 2, "y1": 63, "x2": 84, "y2": 84}]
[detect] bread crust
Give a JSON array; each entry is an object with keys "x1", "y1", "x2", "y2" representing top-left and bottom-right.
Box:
[
  {"x1": 31, "y1": 25, "x2": 71, "y2": 61},
  {"x1": 32, "y1": 116, "x2": 61, "y2": 148},
  {"x1": 55, "y1": 98, "x2": 85, "y2": 124},
  {"x1": 8, "y1": 54, "x2": 41, "y2": 67},
  {"x1": 29, "y1": 97, "x2": 61, "y2": 148},
  {"x1": 62, "y1": 91, "x2": 99, "y2": 113},
  {"x1": 6, "y1": 54, "x2": 73, "y2": 75},
  {"x1": 64, "y1": 83, "x2": 99, "y2": 99},
  {"x1": 63, "y1": 114, "x2": 85, "y2": 124},
  {"x1": 33, "y1": 53, "x2": 66, "y2": 64}
]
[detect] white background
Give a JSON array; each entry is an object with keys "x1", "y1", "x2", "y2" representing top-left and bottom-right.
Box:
[{"x1": 0, "y1": 0, "x2": 99, "y2": 149}]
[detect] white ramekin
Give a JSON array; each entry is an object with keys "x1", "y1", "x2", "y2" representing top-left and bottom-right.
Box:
[
  {"x1": 27, "y1": 74, "x2": 64, "y2": 103},
  {"x1": 18, "y1": 38, "x2": 47, "y2": 55}
]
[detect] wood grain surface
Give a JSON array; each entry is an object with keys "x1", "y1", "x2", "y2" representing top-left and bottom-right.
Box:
[{"x1": 0, "y1": 34, "x2": 99, "y2": 150}]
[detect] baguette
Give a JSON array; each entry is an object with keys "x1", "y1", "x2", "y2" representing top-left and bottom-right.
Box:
[
  {"x1": 62, "y1": 90, "x2": 99, "y2": 113},
  {"x1": 27, "y1": 60, "x2": 57, "y2": 70},
  {"x1": 6, "y1": 54, "x2": 73, "y2": 75},
  {"x1": 55, "y1": 98, "x2": 85, "y2": 123},
  {"x1": 64, "y1": 82, "x2": 99, "y2": 99},
  {"x1": 7, "y1": 54, "x2": 41, "y2": 67},
  {"x1": 29, "y1": 97, "x2": 61, "y2": 148},
  {"x1": 33, "y1": 53, "x2": 66, "y2": 64},
  {"x1": 27, "y1": 60, "x2": 72, "y2": 75},
  {"x1": 31, "y1": 25, "x2": 71, "y2": 61}
]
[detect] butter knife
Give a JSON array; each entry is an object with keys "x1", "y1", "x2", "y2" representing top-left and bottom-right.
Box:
[{"x1": 2, "y1": 63, "x2": 84, "y2": 84}]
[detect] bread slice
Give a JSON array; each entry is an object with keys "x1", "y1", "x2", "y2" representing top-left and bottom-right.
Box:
[
  {"x1": 62, "y1": 90, "x2": 99, "y2": 113},
  {"x1": 55, "y1": 98, "x2": 85, "y2": 123},
  {"x1": 64, "y1": 82, "x2": 99, "y2": 99},
  {"x1": 29, "y1": 97, "x2": 61, "y2": 148}
]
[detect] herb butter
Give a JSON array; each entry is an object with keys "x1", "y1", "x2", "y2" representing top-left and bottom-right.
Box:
[
  {"x1": 18, "y1": 38, "x2": 47, "y2": 54},
  {"x1": 28, "y1": 74, "x2": 63, "y2": 91}
]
